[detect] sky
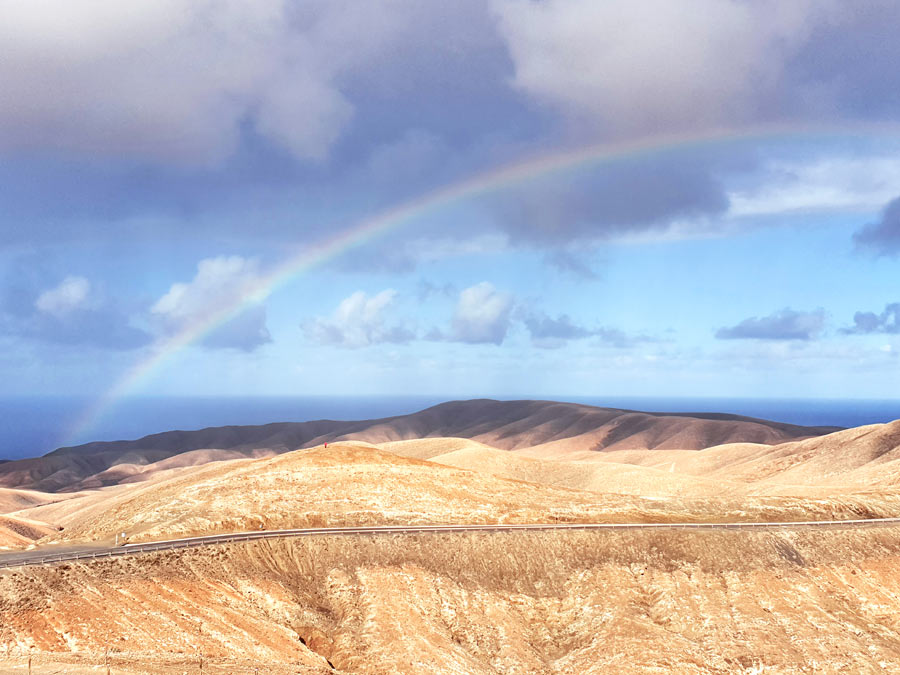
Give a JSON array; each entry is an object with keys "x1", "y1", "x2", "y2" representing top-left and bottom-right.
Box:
[{"x1": 3, "y1": 0, "x2": 900, "y2": 420}]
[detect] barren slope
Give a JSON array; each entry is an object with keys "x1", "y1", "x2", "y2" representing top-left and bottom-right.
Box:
[
  {"x1": 20, "y1": 441, "x2": 900, "y2": 550},
  {"x1": 0, "y1": 514, "x2": 56, "y2": 548},
  {"x1": 6, "y1": 529, "x2": 900, "y2": 672},
  {"x1": 4, "y1": 418, "x2": 900, "y2": 672},
  {"x1": 0, "y1": 399, "x2": 837, "y2": 492},
  {"x1": 411, "y1": 440, "x2": 739, "y2": 497},
  {"x1": 592, "y1": 420, "x2": 900, "y2": 492},
  {"x1": 0, "y1": 487, "x2": 72, "y2": 514},
  {"x1": 40, "y1": 443, "x2": 664, "y2": 544}
]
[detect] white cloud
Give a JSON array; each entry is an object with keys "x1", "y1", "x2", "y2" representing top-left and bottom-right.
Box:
[
  {"x1": 151, "y1": 256, "x2": 270, "y2": 350},
  {"x1": 0, "y1": 1, "x2": 409, "y2": 164},
  {"x1": 729, "y1": 155, "x2": 900, "y2": 217},
  {"x1": 450, "y1": 282, "x2": 513, "y2": 345},
  {"x1": 491, "y1": 0, "x2": 825, "y2": 135},
  {"x1": 305, "y1": 289, "x2": 413, "y2": 348},
  {"x1": 34, "y1": 276, "x2": 90, "y2": 316},
  {"x1": 152, "y1": 256, "x2": 262, "y2": 321},
  {"x1": 16, "y1": 274, "x2": 151, "y2": 349}
]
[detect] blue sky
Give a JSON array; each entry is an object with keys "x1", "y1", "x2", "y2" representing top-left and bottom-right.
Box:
[{"x1": 2, "y1": 0, "x2": 900, "y2": 405}]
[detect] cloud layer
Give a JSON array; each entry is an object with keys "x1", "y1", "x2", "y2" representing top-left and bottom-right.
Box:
[
  {"x1": 492, "y1": 1, "x2": 900, "y2": 135},
  {"x1": 716, "y1": 308, "x2": 826, "y2": 341},
  {"x1": 523, "y1": 311, "x2": 655, "y2": 349},
  {"x1": 0, "y1": 1, "x2": 436, "y2": 164},
  {"x1": 492, "y1": 0, "x2": 820, "y2": 135},
  {"x1": 854, "y1": 196, "x2": 900, "y2": 255},
  {"x1": 490, "y1": 152, "x2": 730, "y2": 244},
  {"x1": 1, "y1": 272, "x2": 150, "y2": 350},
  {"x1": 843, "y1": 303, "x2": 900, "y2": 335}
]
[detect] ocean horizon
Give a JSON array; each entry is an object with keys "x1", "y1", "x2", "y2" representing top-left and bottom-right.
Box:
[{"x1": 2, "y1": 394, "x2": 900, "y2": 462}]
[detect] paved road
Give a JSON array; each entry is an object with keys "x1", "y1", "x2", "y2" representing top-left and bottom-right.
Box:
[{"x1": 3, "y1": 518, "x2": 900, "y2": 570}]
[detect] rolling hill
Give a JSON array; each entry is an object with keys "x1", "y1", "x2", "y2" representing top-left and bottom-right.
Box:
[
  {"x1": 2, "y1": 402, "x2": 900, "y2": 672},
  {"x1": 0, "y1": 399, "x2": 838, "y2": 492}
]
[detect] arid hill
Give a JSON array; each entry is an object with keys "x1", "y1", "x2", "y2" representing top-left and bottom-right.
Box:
[
  {"x1": 0, "y1": 399, "x2": 838, "y2": 492},
  {"x1": 8, "y1": 436, "x2": 900, "y2": 552},
  {"x1": 0, "y1": 487, "x2": 67, "y2": 513},
  {"x1": 3, "y1": 418, "x2": 899, "y2": 551},
  {"x1": 1, "y1": 405, "x2": 900, "y2": 672},
  {"x1": 26, "y1": 443, "x2": 839, "y2": 546},
  {"x1": 588, "y1": 419, "x2": 900, "y2": 491},
  {"x1": 4, "y1": 404, "x2": 900, "y2": 673}
]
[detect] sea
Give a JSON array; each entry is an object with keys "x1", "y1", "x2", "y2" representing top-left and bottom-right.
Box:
[{"x1": 2, "y1": 395, "x2": 900, "y2": 462}]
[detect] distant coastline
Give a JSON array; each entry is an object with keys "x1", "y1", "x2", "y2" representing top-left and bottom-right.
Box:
[{"x1": 2, "y1": 395, "x2": 900, "y2": 461}]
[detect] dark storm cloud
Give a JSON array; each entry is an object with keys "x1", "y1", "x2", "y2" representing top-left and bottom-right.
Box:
[
  {"x1": 786, "y1": 2, "x2": 900, "y2": 122},
  {"x1": 4, "y1": 1, "x2": 900, "y2": 257},
  {"x1": 716, "y1": 308, "x2": 826, "y2": 341},
  {"x1": 489, "y1": 152, "x2": 730, "y2": 244},
  {"x1": 0, "y1": 1, "x2": 538, "y2": 251},
  {"x1": 842, "y1": 303, "x2": 900, "y2": 335},
  {"x1": 853, "y1": 197, "x2": 900, "y2": 255}
]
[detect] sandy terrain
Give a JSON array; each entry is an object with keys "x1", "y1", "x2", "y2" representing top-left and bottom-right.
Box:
[
  {"x1": 0, "y1": 514, "x2": 56, "y2": 549},
  {"x1": 0, "y1": 487, "x2": 73, "y2": 514},
  {"x1": 2, "y1": 406, "x2": 900, "y2": 672}
]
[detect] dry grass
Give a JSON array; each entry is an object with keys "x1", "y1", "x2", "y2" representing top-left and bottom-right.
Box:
[
  {"x1": 5, "y1": 528, "x2": 900, "y2": 672},
  {"x1": 22, "y1": 442, "x2": 900, "y2": 548}
]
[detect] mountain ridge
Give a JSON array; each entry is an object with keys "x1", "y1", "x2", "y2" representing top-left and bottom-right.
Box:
[{"x1": 0, "y1": 399, "x2": 842, "y2": 492}]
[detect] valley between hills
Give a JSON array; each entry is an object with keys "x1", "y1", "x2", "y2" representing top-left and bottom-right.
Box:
[{"x1": 2, "y1": 399, "x2": 900, "y2": 673}]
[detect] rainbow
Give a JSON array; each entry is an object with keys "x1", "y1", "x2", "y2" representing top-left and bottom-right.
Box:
[{"x1": 61, "y1": 123, "x2": 893, "y2": 446}]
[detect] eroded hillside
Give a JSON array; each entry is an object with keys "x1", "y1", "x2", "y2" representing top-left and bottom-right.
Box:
[{"x1": 4, "y1": 529, "x2": 900, "y2": 673}]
